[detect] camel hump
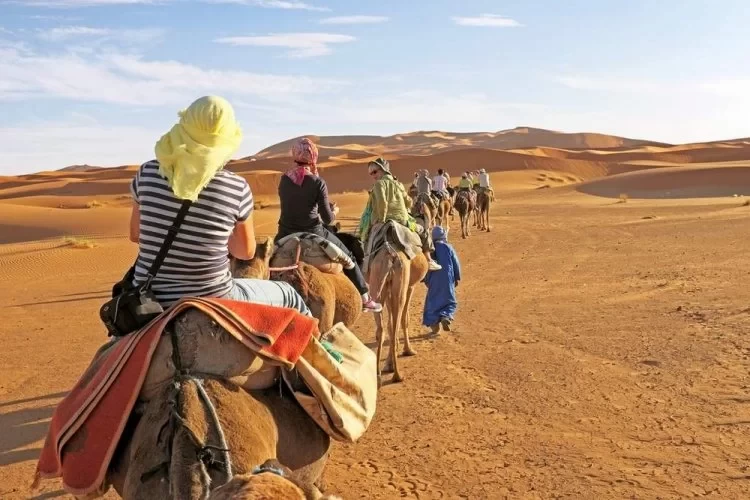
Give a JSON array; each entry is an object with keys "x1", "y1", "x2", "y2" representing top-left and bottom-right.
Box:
[
  {"x1": 273, "y1": 233, "x2": 355, "y2": 275},
  {"x1": 141, "y1": 309, "x2": 279, "y2": 400}
]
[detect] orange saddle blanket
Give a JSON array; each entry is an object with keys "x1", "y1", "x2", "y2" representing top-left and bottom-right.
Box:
[{"x1": 34, "y1": 297, "x2": 318, "y2": 496}]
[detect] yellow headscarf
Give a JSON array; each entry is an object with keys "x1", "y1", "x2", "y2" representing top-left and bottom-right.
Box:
[{"x1": 155, "y1": 96, "x2": 243, "y2": 201}]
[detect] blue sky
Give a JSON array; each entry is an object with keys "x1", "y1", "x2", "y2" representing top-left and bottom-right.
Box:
[{"x1": 0, "y1": 0, "x2": 748, "y2": 174}]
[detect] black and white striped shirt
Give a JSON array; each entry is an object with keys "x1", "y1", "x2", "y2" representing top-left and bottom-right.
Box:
[{"x1": 130, "y1": 160, "x2": 252, "y2": 305}]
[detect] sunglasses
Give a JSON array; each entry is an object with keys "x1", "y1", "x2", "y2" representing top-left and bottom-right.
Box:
[{"x1": 368, "y1": 170, "x2": 378, "y2": 176}]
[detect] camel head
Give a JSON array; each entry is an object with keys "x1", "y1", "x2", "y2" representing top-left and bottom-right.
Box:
[
  {"x1": 208, "y1": 460, "x2": 342, "y2": 500},
  {"x1": 230, "y1": 237, "x2": 273, "y2": 280}
]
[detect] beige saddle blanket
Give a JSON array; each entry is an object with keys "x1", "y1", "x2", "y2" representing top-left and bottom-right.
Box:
[
  {"x1": 142, "y1": 311, "x2": 377, "y2": 443},
  {"x1": 273, "y1": 233, "x2": 356, "y2": 275},
  {"x1": 363, "y1": 221, "x2": 422, "y2": 275}
]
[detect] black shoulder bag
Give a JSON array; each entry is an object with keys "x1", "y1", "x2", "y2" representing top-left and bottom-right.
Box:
[{"x1": 100, "y1": 200, "x2": 192, "y2": 337}]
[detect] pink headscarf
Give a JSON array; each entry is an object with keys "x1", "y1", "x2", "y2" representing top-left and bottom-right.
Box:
[{"x1": 286, "y1": 137, "x2": 319, "y2": 186}]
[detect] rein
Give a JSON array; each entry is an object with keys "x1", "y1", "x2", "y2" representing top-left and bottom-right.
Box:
[
  {"x1": 140, "y1": 323, "x2": 233, "y2": 492},
  {"x1": 269, "y1": 264, "x2": 299, "y2": 272},
  {"x1": 268, "y1": 241, "x2": 302, "y2": 274}
]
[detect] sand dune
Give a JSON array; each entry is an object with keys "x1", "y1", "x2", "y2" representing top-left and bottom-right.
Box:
[
  {"x1": 577, "y1": 165, "x2": 750, "y2": 199},
  {"x1": 0, "y1": 128, "x2": 737, "y2": 206},
  {"x1": 253, "y1": 127, "x2": 662, "y2": 160},
  {"x1": 0, "y1": 127, "x2": 748, "y2": 225}
]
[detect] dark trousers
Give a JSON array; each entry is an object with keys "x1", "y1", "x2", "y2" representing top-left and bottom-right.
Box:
[{"x1": 275, "y1": 226, "x2": 369, "y2": 295}]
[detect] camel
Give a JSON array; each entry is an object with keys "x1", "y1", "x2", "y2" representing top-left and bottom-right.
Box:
[
  {"x1": 453, "y1": 190, "x2": 475, "y2": 239},
  {"x1": 232, "y1": 238, "x2": 361, "y2": 333},
  {"x1": 434, "y1": 197, "x2": 452, "y2": 229},
  {"x1": 107, "y1": 311, "x2": 331, "y2": 499},
  {"x1": 410, "y1": 193, "x2": 435, "y2": 230},
  {"x1": 476, "y1": 190, "x2": 491, "y2": 232},
  {"x1": 366, "y1": 229, "x2": 429, "y2": 386}
]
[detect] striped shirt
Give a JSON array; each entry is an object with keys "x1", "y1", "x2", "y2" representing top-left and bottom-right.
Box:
[{"x1": 130, "y1": 160, "x2": 252, "y2": 305}]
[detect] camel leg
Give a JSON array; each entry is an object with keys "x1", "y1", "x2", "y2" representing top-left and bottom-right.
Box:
[
  {"x1": 486, "y1": 204, "x2": 491, "y2": 232},
  {"x1": 389, "y1": 265, "x2": 408, "y2": 383},
  {"x1": 401, "y1": 284, "x2": 417, "y2": 357},
  {"x1": 374, "y1": 310, "x2": 385, "y2": 387},
  {"x1": 388, "y1": 292, "x2": 403, "y2": 383}
]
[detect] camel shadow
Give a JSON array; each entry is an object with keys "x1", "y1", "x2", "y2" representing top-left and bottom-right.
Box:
[
  {"x1": 12, "y1": 292, "x2": 109, "y2": 308},
  {"x1": 0, "y1": 392, "x2": 66, "y2": 467},
  {"x1": 365, "y1": 330, "x2": 440, "y2": 350},
  {"x1": 29, "y1": 491, "x2": 68, "y2": 500}
]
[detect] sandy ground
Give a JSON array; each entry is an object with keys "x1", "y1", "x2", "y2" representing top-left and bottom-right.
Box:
[{"x1": 1, "y1": 181, "x2": 749, "y2": 498}]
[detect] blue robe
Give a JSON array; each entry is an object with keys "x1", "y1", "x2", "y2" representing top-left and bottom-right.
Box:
[{"x1": 422, "y1": 240, "x2": 461, "y2": 326}]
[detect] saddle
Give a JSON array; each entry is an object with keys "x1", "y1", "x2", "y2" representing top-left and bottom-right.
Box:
[
  {"x1": 456, "y1": 190, "x2": 472, "y2": 202},
  {"x1": 362, "y1": 221, "x2": 422, "y2": 275},
  {"x1": 35, "y1": 298, "x2": 378, "y2": 496},
  {"x1": 274, "y1": 233, "x2": 356, "y2": 275},
  {"x1": 414, "y1": 192, "x2": 436, "y2": 211}
]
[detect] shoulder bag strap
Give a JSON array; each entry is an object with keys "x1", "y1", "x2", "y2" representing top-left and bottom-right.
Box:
[{"x1": 144, "y1": 199, "x2": 192, "y2": 285}]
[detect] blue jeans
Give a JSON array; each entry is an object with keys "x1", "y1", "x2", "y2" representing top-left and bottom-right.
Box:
[{"x1": 225, "y1": 279, "x2": 311, "y2": 316}]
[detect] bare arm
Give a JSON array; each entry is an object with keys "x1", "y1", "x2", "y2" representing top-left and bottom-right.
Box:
[
  {"x1": 129, "y1": 201, "x2": 140, "y2": 243},
  {"x1": 228, "y1": 213, "x2": 257, "y2": 260}
]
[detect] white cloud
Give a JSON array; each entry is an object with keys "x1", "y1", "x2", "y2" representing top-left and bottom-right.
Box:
[
  {"x1": 215, "y1": 32, "x2": 355, "y2": 57},
  {"x1": 28, "y1": 14, "x2": 82, "y2": 20},
  {"x1": 0, "y1": 27, "x2": 13, "y2": 34},
  {"x1": 207, "y1": 0, "x2": 328, "y2": 11},
  {"x1": 38, "y1": 26, "x2": 110, "y2": 39},
  {"x1": 0, "y1": 46, "x2": 346, "y2": 106},
  {"x1": 14, "y1": 0, "x2": 329, "y2": 8},
  {"x1": 319, "y1": 15, "x2": 388, "y2": 25},
  {"x1": 8, "y1": 0, "x2": 156, "y2": 6},
  {"x1": 36, "y1": 25, "x2": 164, "y2": 43},
  {"x1": 452, "y1": 14, "x2": 523, "y2": 28}
]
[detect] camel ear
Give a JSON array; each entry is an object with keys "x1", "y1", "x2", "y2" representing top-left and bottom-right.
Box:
[{"x1": 255, "y1": 238, "x2": 272, "y2": 260}]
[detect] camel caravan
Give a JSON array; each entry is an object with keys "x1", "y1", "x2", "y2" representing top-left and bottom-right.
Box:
[{"x1": 32, "y1": 97, "x2": 494, "y2": 499}]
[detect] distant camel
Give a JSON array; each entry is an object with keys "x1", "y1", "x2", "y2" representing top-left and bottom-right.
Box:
[
  {"x1": 476, "y1": 190, "x2": 492, "y2": 232},
  {"x1": 434, "y1": 197, "x2": 451, "y2": 229},
  {"x1": 411, "y1": 193, "x2": 435, "y2": 230},
  {"x1": 454, "y1": 190, "x2": 475, "y2": 239}
]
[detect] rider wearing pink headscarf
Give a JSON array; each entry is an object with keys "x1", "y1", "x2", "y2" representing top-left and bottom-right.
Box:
[{"x1": 276, "y1": 137, "x2": 382, "y2": 313}]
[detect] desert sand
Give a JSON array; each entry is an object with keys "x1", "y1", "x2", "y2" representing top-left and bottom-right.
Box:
[{"x1": 1, "y1": 129, "x2": 749, "y2": 498}]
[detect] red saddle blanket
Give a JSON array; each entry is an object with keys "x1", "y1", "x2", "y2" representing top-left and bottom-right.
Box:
[{"x1": 34, "y1": 297, "x2": 319, "y2": 496}]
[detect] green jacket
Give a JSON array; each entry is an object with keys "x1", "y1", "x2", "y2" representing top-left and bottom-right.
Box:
[
  {"x1": 371, "y1": 174, "x2": 409, "y2": 224},
  {"x1": 357, "y1": 174, "x2": 414, "y2": 240}
]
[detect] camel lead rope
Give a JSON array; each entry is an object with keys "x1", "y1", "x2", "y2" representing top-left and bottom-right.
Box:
[{"x1": 194, "y1": 378, "x2": 233, "y2": 481}]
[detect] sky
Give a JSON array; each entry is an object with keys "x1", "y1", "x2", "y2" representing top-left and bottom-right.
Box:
[{"x1": 0, "y1": 0, "x2": 749, "y2": 175}]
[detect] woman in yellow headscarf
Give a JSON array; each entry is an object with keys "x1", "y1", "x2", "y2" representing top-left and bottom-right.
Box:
[{"x1": 127, "y1": 95, "x2": 310, "y2": 314}]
